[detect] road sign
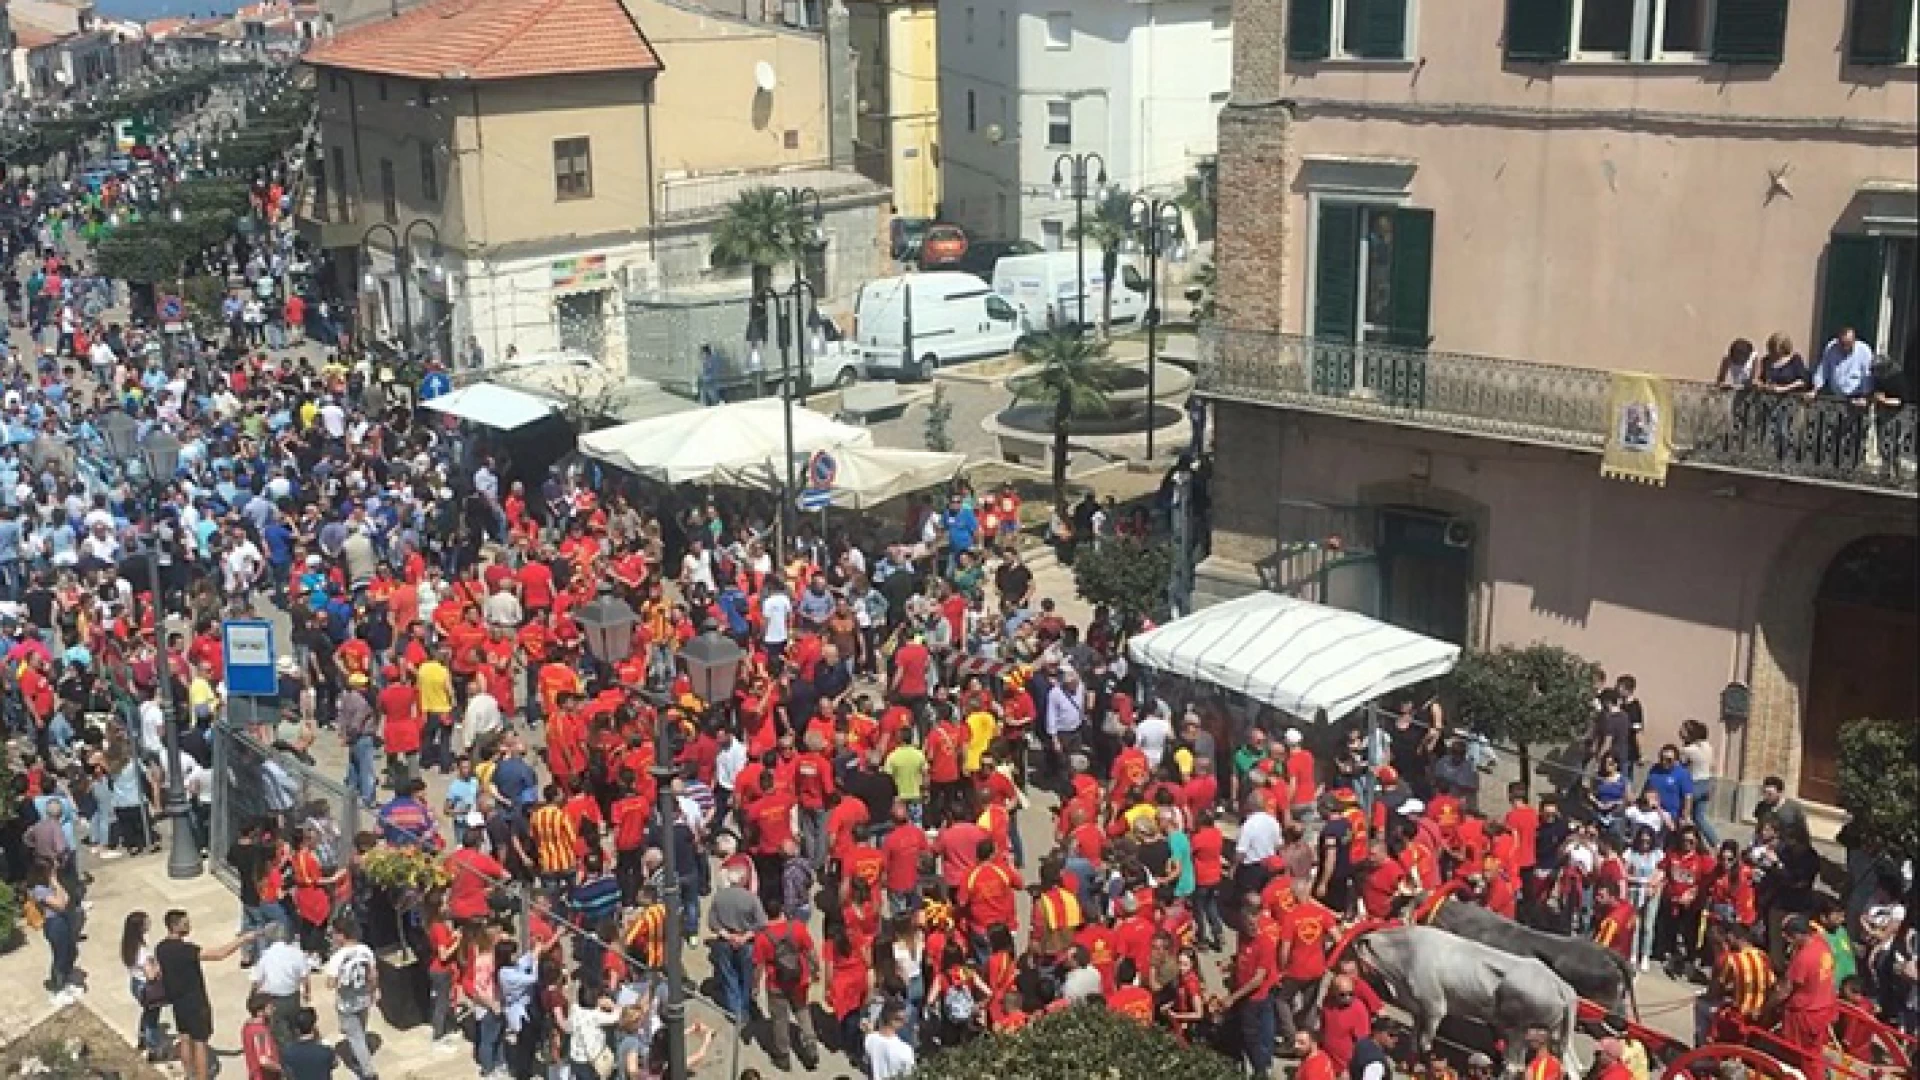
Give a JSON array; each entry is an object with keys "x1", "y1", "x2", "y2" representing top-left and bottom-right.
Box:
[
  {"x1": 796, "y1": 488, "x2": 832, "y2": 512},
  {"x1": 806, "y1": 450, "x2": 838, "y2": 489},
  {"x1": 158, "y1": 295, "x2": 183, "y2": 322},
  {"x1": 222, "y1": 619, "x2": 278, "y2": 697}
]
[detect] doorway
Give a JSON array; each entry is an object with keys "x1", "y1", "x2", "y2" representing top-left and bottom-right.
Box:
[
  {"x1": 1378, "y1": 506, "x2": 1472, "y2": 646},
  {"x1": 1802, "y1": 535, "x2": 1918, "y2": 804},
  {"x1": 555, "y1": 290, "x2": 608, "y2": 363}
]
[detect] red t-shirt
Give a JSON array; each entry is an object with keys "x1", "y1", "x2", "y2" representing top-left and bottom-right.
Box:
[
  {"x1": 378, "y1": 683, "x2": 422, "y2": 754},
  {"x1": 1505, "y1": 804, "x2": 1540, "y2": 870},
  {"x1": 428, "y1": 919, "x2": 457, "y2": 974},
  {"x1": 612, "y1": 795, "x2": 651, "y2": 851},
  {"x1": 447, "y1": 847, "x2": 507, "y2": 921},
  {"x1": 963, "y1": 860, "x2": 1022, "y2": 932},
  {"x1": 927, "y1": 723, "x2": 964, "y2": 784},
  {"x1": 749, "y1": 792, "x2": 797, "y2": 855},
  {"x1": 517, "y1": 562, "x2": 554, "y2": 608},
  {"x1": 937, "y1": 822, "x2": 988, "y2": 890},
  {"x1": 241, "y1": 1016, "x2": 281, "y2": 1080},
  {"x1": 892, "y1": 644, "x2": 931, "y2": 698},
  {"x1": 1320, "y1": 998, "x2": 1374, "y2": 1071},
  {"x1": 1190, "y1": 826, "x2": 1224, "y2": 887},
  {"x1": 793, "y1": 752, "x2": 834, "y2": 810},
  {"x1": 881, "y1": 823, "x2": 929, "y2": 893},
  {"x1": 753, "y1": 918, "x2": 817, "y2": 991},
  {"x1": 1233, "y1": 923, "x2": 1278, "y2": 1000}
]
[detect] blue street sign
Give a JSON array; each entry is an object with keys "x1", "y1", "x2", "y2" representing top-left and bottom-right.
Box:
[
  {"x1": 420, "y1": 370, "x2": 452, "y2": 401},
  {"x1": 222, "y1": 618, "x2": 278, "y2": 697},
  {"x1": 158, "y1": 295, "x2": 184, "y2": 322},
  {"x1": 796, "y1": 489, "x2": 832, "y2": 512}
]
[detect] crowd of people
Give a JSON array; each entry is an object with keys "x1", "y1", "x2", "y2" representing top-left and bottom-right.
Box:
[{"x1": 1, "y1": 107, "x2": 1915, "y2": 1080}]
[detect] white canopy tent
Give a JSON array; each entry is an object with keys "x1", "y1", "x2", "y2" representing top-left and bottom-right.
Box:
[
  {"x1": 420, "y1": 382, "x2": 561, "y2": 431},
  {"x1": 1127, "y1": 592, "x2": 1460, "y2": 723},
  {"x1": 577, "y1": 398, "x2": 873, "y2": 484},
  {"x1": 716, "y1": 446, "x2": 968, "y2": 509}
]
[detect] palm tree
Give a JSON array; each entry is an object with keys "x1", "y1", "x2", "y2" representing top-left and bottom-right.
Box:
[
  {"x1": 709, "y1": 186, "x2": 811, "y2": 342},
  {"x1": 1008, "y1": 330, "x2": 1127, "y2": 505},
  {"x1": 1190, "y1": 260, "x2": 1217, "y2": 323},
  {"x1": 1068, "y1": 188, "x2": 1135, "y2": 338}
]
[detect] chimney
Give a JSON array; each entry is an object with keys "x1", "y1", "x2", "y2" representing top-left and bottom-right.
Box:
[
  {"x1": 1212, "y1": 0, "x2": 1291, "y2": 335},
  {"x1": 823, "y1": 0, "x2": 854, "y2": 169}
]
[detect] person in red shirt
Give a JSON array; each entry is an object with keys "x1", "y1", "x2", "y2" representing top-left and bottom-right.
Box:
[
  {"x1": 1110, "y1": 895, "x2": 1158, "y2": 977},
  {"x1": 1505, "y1": 783, "x2": 1540, "y2": 872},
  {"x1": 960, "y1": 840, "x2": 1022, "y2": 938},
  {"x1": 747, "y1": 771, "x2": 799, "y2": 902},
  {"x1": 880, "y1": 801, "x2": 929, "y2": 911},
  {"x1": 822, "y1": 918, "x2": 870, "y2": 1065},
  {"x1": 924, "y1": 708, "x2": 967, "y2": 827},
  {"x1": 446, "y1": 828, "x2": 508, "y2": 923},
  {"x1": 1225, "y1": 897, "x2": 1280, "y2": 1076},
  {"x1": 841, "y1": 830, "x2": 887, "y2": 901},
  {"x1": 889, "y1": 635, "x2": 931, "y2": 706},
  {"x1": 1359, "y1": 837, "x2": 1410, "y2": 919},
  {"x1": 377, "y1": 668, "x2": 422, "y2": 785},
  {"x1": 752, "y1": 898, "x2": 821, "y2": 1070},
  {"x1": 1107, "y1": 958, "x2": 1156, "y2": 1024},
  {"x1": 1275, "y1": 884, "x2": 1336, "y2": 1039},
  {"x1": 1593, "y1": 882, "x2": 1637, "y2": 960},
  {"x1": 792, "y1": 734, "x2": 835, "y2": 868},
  {"x1": 1294, "y1": 1029, "x2": 1341, "y2": 1080},
  {"x1": 1187, "y1": 808, "x2": 1226, "y2": 950},
  {"x1": 1773, "y1": 915, "x2": 1839, "y2": 1047}
]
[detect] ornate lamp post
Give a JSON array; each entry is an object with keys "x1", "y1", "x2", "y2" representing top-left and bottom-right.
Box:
[
  {"x1": 1129, "y1": 195, "x2": 1183, "y2": 461},
  {"x1": 1051, "y1": 151, "x2": 1108, "y2": 333},
  {"x1": 97, "y1": 414, "x2": 199, "y2": 879},
  {"x1": 669, "y1": 628, "x2": 742, "y2": 1077}
]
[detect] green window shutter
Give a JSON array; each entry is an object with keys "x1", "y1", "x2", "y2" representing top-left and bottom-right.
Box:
[
  {"x1": 1711, "y1": 0, "x2": 1791, "y2": 65},
  {"x1": 1386, "y1": 207, "x2": 1435, "y2": 348},
  {"x1": 1819, "y1": 235, "x2": 1885, "y2": 350},
  {"x1": 1289, "y1": 0, "x2": 1333, "y2": 61},
  {"x1": 1349, "y1": 0, "x2": 1411, "y2": 59},
  {"x1": 1505, "y1": 0, "x2": 1571, "y2": 62},
  {"x1": 1848, "y1": 0, "x2": 1915, "y2": 65},
  {"x1": 1314, "y1": 203, "x2": 1362, "y2": 342}
]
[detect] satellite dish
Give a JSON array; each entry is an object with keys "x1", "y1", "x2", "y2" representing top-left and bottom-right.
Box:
[
  {"x1": 984, "y1": 122, "x2": 1004, "y2": 145},
  {"x1": 754, "y1": 61, "x2": 777, "y2": 92}
]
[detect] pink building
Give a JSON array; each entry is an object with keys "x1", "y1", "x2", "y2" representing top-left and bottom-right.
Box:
[{"x1": 1202, "y1": 0, "x2": 1917, "y2": 824}]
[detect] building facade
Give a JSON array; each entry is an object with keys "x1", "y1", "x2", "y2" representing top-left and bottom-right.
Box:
[
  {"x1": 300, "y1": 0, "x2": 886, "y2": 373},
  {"x1": 1203, "y1": 0, "x2": 1918, "y2": 819},
  {"x1": 847, "y1": 0, "x2": 941, "y2": 220},
  {"x1": 938, "y1": 0, "x2": 1230, "y2": 245}
]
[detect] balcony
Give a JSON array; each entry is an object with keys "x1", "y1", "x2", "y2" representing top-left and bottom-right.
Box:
[{"x1": 1197, "y1": 328, "x2": 1918, "y2": 496}]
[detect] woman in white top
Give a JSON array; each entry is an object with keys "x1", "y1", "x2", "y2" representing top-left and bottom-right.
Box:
[
  {"x1": 1623, "y1": 826, "x2": 1666, "y2": 972},
  {"x1": 1717, "y1": 338, "x2": 1758, "y2": 388},
  {"x1": 121, "y1": 911, "x2": 164, "y2": 1060},
  {"x1": 1678, "y1": 719, "x2": 1719, "y2": 847}
]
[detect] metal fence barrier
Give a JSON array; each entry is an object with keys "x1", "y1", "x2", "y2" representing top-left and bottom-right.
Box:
[{"x1": 210, "y1": 722, "x2": 360, "y2": 890}]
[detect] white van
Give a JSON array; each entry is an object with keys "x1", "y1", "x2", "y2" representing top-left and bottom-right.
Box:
[
  {"x1": 991, "y1": 250, "x2": 1147, "y2": 334},
  {"x1": 854, "y1": 271, "x2": 1024, "y2": 380}
]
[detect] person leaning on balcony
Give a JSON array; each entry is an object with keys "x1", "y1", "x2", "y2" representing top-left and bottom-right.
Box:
[
  {"x1": 1716, "y1": 338, "x2": 1759, "y2": 388},
  {"x1": 1809, "y1": 327, "x2": 1876, "y2": 403},
  {"x1": 1760, "y1": 334, "x2": 1809, "y2": 393}
]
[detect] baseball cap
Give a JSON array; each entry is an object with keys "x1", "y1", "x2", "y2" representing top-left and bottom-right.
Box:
[
  {"x1": 1466, "y1": 1053, "x2": 1494, "y2": 1068},
  {"x1": 1283, "y1": 728, "x2": 1303, "y2": 744},
  {"x1": 1398, "y1": 798, "x2": 1426, "y2": 817}
]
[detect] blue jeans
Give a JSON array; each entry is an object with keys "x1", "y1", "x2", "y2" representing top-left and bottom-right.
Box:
[
  {"x1": 1691, "y1": 780, "x2": 1720, "y2": 847},
  {"x1": 346, "y1": 735, "x2": 378, "y2": 807},
  {"x1": 45, "y1": 911, "x2": 78, "y2": 989},
  {"x1": 709, "y1": 938, "x2": 756, "y2": 1022},
  {"x1": 1192, "y1": 884, "x2": 1225, "y2": 946},
  {"x1": 241, "y1": 902, "x2": 291, "y2": 965},
  {"x1": 473, "y1": 1011, "x2": 505, "y2": 1072},
  {"x1": 132, "y1": 977, "x2": 163, "y2": 1052},
  {"x1": 1008, "y1": 814, "x2": 1025, "y2": 869},
  {"x1": 1240, "y1": 994, "x2": 1276, "y2": 1074}
]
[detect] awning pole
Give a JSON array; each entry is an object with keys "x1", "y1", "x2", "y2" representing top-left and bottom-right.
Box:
[{"x1": 1361, "y1": 704, "x2": 1380, "y2": 823}]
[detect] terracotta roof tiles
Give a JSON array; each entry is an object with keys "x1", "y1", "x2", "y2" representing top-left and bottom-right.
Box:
[{"x1": 302, "y1": 0, "x2": 661, "y2": 82}]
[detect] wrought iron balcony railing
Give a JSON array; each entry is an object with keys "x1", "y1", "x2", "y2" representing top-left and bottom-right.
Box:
[{"x1": 1197, "y1": 327, "x2": 1918, "y2": 495}]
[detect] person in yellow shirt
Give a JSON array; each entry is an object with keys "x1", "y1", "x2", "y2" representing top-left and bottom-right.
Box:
[
  {"x1": 417, "y1": 656, "x2": 455, "y2": 772},
  {"x1": 298, "y1": 398, "x2": 320, "y2": 430},
  {"x1": 964, "y1": 708, "x2": 998, "y2": 774}
]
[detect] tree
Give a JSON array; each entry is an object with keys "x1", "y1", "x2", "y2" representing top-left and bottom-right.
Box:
[
  {"x1": 1837, "y1": 716, "x2": 1920, "y2": 862},
  {"x1": 1178, "y1": 156, "x2": 1217, "y2": 241},
  {"x1": 1188, "y1": 260, "x2": 1217, "y2": 324},
  {"x1": 710, "y1": 186, "x2": 812, "y2": 343},
  {"x1": 1074, "y1": 536, "x2": 1173, "y2": 625},
  {"x1": 905, "y1": 1002, "x2": 1242, "y2": 1080},
  {"x1": 1445, "y1": 643, "x2": 1602, "y2": 794},
  {"x1": 1007, "y1": 331, "x2": 1127, "y2": 505},
  {"x1": 923, "y1": 381, "x2": 954, "y2": 452},
  {"x1": 1069, "y1": 187, "x2": 1135, "y2": 337}
]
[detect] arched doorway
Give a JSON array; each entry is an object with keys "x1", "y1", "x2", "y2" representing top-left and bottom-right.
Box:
[{"x1": 1801, "y1": 535, "x2": 1919, "y2": 803}]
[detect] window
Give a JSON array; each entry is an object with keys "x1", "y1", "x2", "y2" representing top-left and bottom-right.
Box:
[
  {"x1": 1045, "y1": 100, "x2": 1071, "y2": 146},
  {"x1": 1821, "y1": 235, "x2": 1916, "y2": 364},
  {"x1": 417, "y1": 83, "x2": 432, "y2": 107},
  {"x1": 966, "y1": 6, "x2": 974, "y2": 42},
  {"x1": 1508, "y1": 0, "x2": 1784, "y2": 64},
  {"x1": 330, "y1": 146, "x2": 349, "y2": 221},
  {"x1": 986, "y1": 294, "x2": 1017, "y2": 321},
  {"x1": 377, "y1": 78, "x2": 388, "y2": 101},
  {"x1": 966, "y1": 90, "x2": 977, "y2": 131},
  {"x1": 419, "y1": 142, "x2": 437, "y2": 202},
  {"x1": 1210, "y1": 90, "x2": 1230, "y2": 105},
  {"x1": 1045, "y1": 12, "x2": 1071, "y2": 49},
  {"x1": 1212, "y1": 4, "x2": 1231, "y2": 36},
  {"x1": 1848, "y1": 0, "x2": 1919, "y2": 65},
  {"x1": 1290, "y1": 0, "x2": 1411, "y2": 61},
  {"x1": 379, "y1": 158, "x2": 397, "y2": 222},
  {"x1": 310, "y1": 158, "x2": 329, "y2": 223},
  {"x1": 553, "y1": 137, "x2": 592, "y2": 200},
  {"x1": 1041, "y1": 219, "x2": 1064, "y2": 251},
  {"x1": 1313, "y1": 202, "x2": 1434, "y2": 347},
  {"x1": 998, "y1": 9, "x2": 1007, "y2": 46}
]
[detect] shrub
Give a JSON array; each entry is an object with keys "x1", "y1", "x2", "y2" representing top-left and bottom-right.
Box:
[
  {"x1": 1837, "y1": 716, "x2": 1920, "y2": 862},
  {"x1": 1072, "y1": 536, "x2": 1173, "y2": 625},
  {"x1": 906, "y1": 1003, "x2": 1242, "y2": 1080}
]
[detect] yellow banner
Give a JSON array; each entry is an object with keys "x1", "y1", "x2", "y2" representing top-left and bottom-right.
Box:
[{"x1": 1600, "y1": 372, "x2": 1674, "y2": 485}]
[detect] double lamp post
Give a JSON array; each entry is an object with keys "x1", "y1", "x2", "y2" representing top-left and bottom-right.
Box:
[
  {"x1": 1052, "y1": 150, "x2": 1108, "y2": 332},
  {"x1": 574, "y1": 592, "x2": 745, "y2": 1080},
  {"x1": 95, "y1": 412, "x2": 201, "y2": 881},
  {"x1": 752, "y1": 185, "x2": 824, "y2": 556},
  {"x1": 1129, "y1": 194, "x2": 1184, "y2": 461}
]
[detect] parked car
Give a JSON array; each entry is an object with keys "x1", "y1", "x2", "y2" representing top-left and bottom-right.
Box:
[
  {"x1": 918, "y1": 224, "x2": 970, "y2": 268},
  {"x1": 853, "y1": 270, "x2": 1023, "y2": 380},
  {"x1": 991, "y1": 250, "x2": 1146, "y2": 334},
  {"x1": 890, "y1": 217, "x2": 931, "y2": 262}
]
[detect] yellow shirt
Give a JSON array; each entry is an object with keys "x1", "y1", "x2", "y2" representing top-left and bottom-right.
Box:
[
  {"x1": 965, "y1": 710, "x2": 997, "y2": 773},
  {"x1": 298, "y1": 401, "x2": 319, "y2": 430},
  {"x1": 1123, "y1": 802, "x2": 1157, "y2": 830},
  {"x1": 417, "y1": 660, "x2": 454, "y2": 714},
  {"x1": 1174, "y1": 746, "x2": 1195, "y2": 779},
  {"x1": 188, "y1": 677, "x2": 218, "y2": 717},
  {"x1": 476, "y1": 759, "x2": 498, "y2": 792}
]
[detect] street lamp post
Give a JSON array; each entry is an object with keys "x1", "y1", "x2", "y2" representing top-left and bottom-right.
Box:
[
  {"x1": 1051, "y1": 151, "x2": 1108, "y2": 334},
  {"x1": 676, "y1": 630, "x2": 741, "y2": 1080},
  {"x1": 776, "y1": 187, "x2": 824, "y2": 406},
  {"x1": 96, "y1": 413, "x2": 199, "y2": 879},
  {"x1": 359, "y1": 218, "x2": 442, "y2": 360},
  {"x1": 1129, "y1": 195, "x2": 1183, "y2": 461},
  {"x1": 753, "y1": 278, "x2": 819, "y2": 560}
]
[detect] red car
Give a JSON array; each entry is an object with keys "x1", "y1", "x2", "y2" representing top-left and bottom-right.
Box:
[{"x1": 919, "y1": 224, "x2": 969, "y2": 267}]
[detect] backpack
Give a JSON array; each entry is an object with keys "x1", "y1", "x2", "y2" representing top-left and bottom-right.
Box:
[
  {"x1": 942, "y1": 982, "x2": 976, "y2": 1023},
  {"x1": 771, "y1": 922, "x2": 807, "y2": 984}
]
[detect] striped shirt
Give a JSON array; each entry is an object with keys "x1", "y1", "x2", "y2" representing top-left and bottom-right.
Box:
[
  {"x1": 568, "y1": 872, "x2": 622, "y2": 930},
  {"x1": 529, "y1": 805, "x2": 579, "y2": 876},
  {"x1": 624, "y1": 903, "x2": 667, "y2": 970},
  {"x1": 1717, "y1": 945, "x2": 1775, "y2": 1019}
]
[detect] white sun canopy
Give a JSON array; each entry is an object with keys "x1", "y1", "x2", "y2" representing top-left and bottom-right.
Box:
[
  {"x1": 716, "y1": 446, "x2": 968, "y2": 509},
  {"x1": 577, "y1": 398, "x2": 874, "y2": 484},
  {"x1": 420, "y1": 382, "x2": 561, "y2": 432},
  {"x1": 1127, "y1": 592, "x2": 1461, "y2": 722}
]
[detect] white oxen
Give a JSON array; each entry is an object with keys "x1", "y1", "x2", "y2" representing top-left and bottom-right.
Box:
[{"x1": 1353, "y1": 925, "x2": 1582, "y2": 1077}]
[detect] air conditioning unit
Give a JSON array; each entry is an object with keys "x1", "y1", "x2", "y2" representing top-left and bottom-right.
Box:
[{"x1": 1443, "y1": 518, "x2": 1475, "y2": 549}]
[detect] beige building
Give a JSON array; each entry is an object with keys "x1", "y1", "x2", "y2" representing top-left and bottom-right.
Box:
[
  {"x1": 299, "y1": 0, "x2": 886, "y2": 370},
  {"x1": 1202, "y1": 0, "x2": 1917, "y2": 818}
]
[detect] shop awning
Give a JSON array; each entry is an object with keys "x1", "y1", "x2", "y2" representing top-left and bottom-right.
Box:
[
  {"x1": 715, "y1": 446, "x2": 968, "y2": 509},
  {"x1": 420, "y1": 382, "x2": 561, "y2": 431},
  {"x1": 577, "y1": 398, "x2": 873, "y2": 484},
  {"x1": 1127, "y1": 592, "x2": 1460, "y2": 722}
]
